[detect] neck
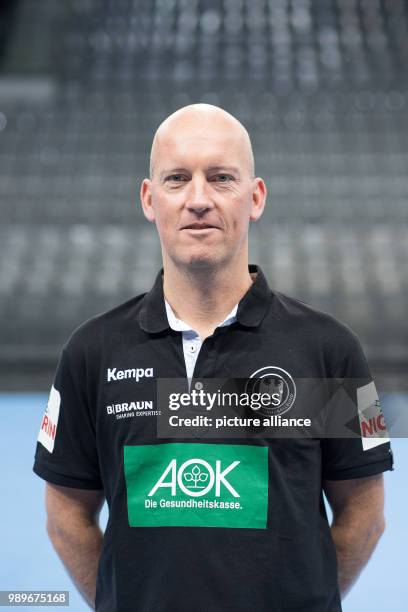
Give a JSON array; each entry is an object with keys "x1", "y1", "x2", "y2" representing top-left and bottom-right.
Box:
[{"x1": 162, "y1": 258, "x2": 254, "y2": 338}]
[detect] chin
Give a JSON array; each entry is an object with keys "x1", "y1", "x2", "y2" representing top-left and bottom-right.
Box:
[
  {"x1": 186, "y1": 258, "x2": 217, "y2": 270},
  {"x1": 174, "y1": 249, "x2": 225, "y2": 270}
]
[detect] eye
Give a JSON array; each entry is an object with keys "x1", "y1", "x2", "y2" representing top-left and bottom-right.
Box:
[
  {"x1": 166, "y1": 174, "x2": 187, "y2": 182},
  {"x1": 212, "y1": 174, "x2": 234, "y2": 183}
]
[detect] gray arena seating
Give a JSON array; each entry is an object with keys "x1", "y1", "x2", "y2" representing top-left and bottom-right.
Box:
[{"x1": 0, "y1": 0, "x2": 407, "y2": 388}]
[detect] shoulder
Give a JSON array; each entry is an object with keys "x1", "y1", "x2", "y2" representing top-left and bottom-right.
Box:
[
  {"x1": 272, "y1": 290, "x2": 356, "y2": 337},
  {"x1": 270, "y1": 290, "x2": 364, "y2": 367},
  {"x1": 62, "y1": 292, "x2": 147, "y2": 357}
]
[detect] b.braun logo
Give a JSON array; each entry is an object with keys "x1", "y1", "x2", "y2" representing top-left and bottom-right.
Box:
[
  {"x1": 148, "y1": 458, "x2": 240, "y2": 498},
  {"x1": 245, "y1": 366, "x2": 296, "y2": 417}
]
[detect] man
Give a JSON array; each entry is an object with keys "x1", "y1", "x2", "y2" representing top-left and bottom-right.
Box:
[{"x1": 34, "y1": 104, "x2": 393, "y2": 611}]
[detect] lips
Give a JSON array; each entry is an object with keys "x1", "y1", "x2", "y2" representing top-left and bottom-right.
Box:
[{"x1": 182, "y1": 223, "x2": 218, "y2": 230}]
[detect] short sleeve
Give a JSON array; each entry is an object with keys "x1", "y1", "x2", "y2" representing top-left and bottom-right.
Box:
[
  {"x1": 33, "y1": 342, "x2": 103, "y2": 490},
  {"x1": 321, "y1": 329, "x2": 394, "y2": 480}
]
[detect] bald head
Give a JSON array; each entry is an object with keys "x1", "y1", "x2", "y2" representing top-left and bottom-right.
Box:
[{"x1": 149, "y1": 103, "x2": 255, "y2": 180}]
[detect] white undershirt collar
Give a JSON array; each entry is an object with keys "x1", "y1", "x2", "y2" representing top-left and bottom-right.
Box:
[
  {"x1": 164, "y1": 300, "x2": 238, "y2": 334},
  {"x1": 164, "y1": 299, "x2": 238, "y2": 382}
]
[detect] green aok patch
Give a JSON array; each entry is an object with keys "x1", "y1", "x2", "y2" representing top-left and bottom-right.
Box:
[{"x1": 124, "y1": 443, "x2": 269, "y2": 528}]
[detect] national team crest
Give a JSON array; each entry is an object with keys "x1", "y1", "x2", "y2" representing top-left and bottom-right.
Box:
[{"x1": 245, "y1": 366, "x2": 296, "y2": 416}]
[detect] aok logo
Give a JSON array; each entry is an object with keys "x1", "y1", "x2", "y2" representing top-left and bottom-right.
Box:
[
  {"x1": 148, "y1": 458, "x2": 240, "y2": 498},
  {"x1": 124, "y1": 443, "x2": 268, "y2": 528}
]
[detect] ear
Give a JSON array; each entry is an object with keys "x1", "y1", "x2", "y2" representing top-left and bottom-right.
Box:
[
  {"x1": 249, "y1": 178, "x2": 267, "y2": 222},
  {"x1": 140, "y1": 178, "x2": 156, "y2": 223}
]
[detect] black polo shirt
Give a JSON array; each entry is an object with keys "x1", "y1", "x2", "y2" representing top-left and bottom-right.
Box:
[{"x1": 33, "y1": 265, "x2": 393, "y2": 612}]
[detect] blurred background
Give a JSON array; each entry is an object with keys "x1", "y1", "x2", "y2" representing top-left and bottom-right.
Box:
[
  {"x1": 0, "y1": 0, "x2": 406, "y2": 610},
  {"x1": 0, "y1": 0, "x2": 407, "y2": 389}
]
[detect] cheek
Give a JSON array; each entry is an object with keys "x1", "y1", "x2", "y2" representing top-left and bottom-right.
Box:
[
  {"x1": 227, "y1": 197, "x2": 252, "y2": 229},
  {"x1": 153, "y1": 205, "x2": 183, "y2": 248},
  {"x1": 153, "y1": 198, "x2": 177, "y2": 228}
]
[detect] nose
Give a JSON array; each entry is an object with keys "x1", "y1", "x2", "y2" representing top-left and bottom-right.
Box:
[{"x1": 186, "y1": 176, "x2": 214, "y2": 215}]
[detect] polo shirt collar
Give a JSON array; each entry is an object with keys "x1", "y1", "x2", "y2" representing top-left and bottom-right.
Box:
[
  {"x1": 138, "y1": 264, "x2": 271, "y2": 334},
  {"x1": 236, "y1": 264, "x2": 271, "y2": 327},
  {"x1": 165, "y1": 299, "x2": 238, "y2": 333}
]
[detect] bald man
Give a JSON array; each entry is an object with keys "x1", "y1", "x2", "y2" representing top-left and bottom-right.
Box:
[
  {"x1": 140, "y1": 104, "x2": 266, "y2": 339},
  {"x1": 34, "y1": 104, "x2": 392, "y2": 611}
]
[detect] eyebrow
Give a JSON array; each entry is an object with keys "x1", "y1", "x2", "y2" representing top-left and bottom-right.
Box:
[{"x1": 159, "y1": 166, "x2": 241, "y2": 180}]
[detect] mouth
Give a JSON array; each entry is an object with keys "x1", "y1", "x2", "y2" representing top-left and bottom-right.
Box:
[{"x1": 181, "y1": 223, "x2": 219, "y2": 231}]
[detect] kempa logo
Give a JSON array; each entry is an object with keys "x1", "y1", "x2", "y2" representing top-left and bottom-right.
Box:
[
  {"x1": 148, "y1": 458, "x2": 240, "y2": 498},
  {"x1": 245, "y1": 366, "x2": 296, "y2": 416},
  {"x1": 107, "y1": 366, "x2": 153, "y2": 382}
]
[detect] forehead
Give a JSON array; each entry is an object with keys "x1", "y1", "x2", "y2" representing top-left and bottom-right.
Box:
[{"x1": 154, "y1": 119, "x2": 248, "y2": 170}]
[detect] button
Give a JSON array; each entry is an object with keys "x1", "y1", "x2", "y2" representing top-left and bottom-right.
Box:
[{"x1": 189, "y1": 344, "x2": 197, "y2": 353}]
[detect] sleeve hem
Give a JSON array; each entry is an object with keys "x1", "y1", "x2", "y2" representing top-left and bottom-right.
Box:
[
  {"x1": 33, "y1": 461, "x2": 104, "y2": 490},
  {"x1": 322, "y1": 456, "x2": 393, "y2": 481}
]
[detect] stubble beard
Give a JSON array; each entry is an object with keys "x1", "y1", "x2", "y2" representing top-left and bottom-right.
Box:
[{"x1": 165, "y1": 241, "x2": 233, "y2": 274}]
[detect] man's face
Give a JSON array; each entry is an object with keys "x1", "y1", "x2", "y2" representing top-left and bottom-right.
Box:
[{"x1": 141, "y1": 114, "x2": 266, "y2": 270}]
